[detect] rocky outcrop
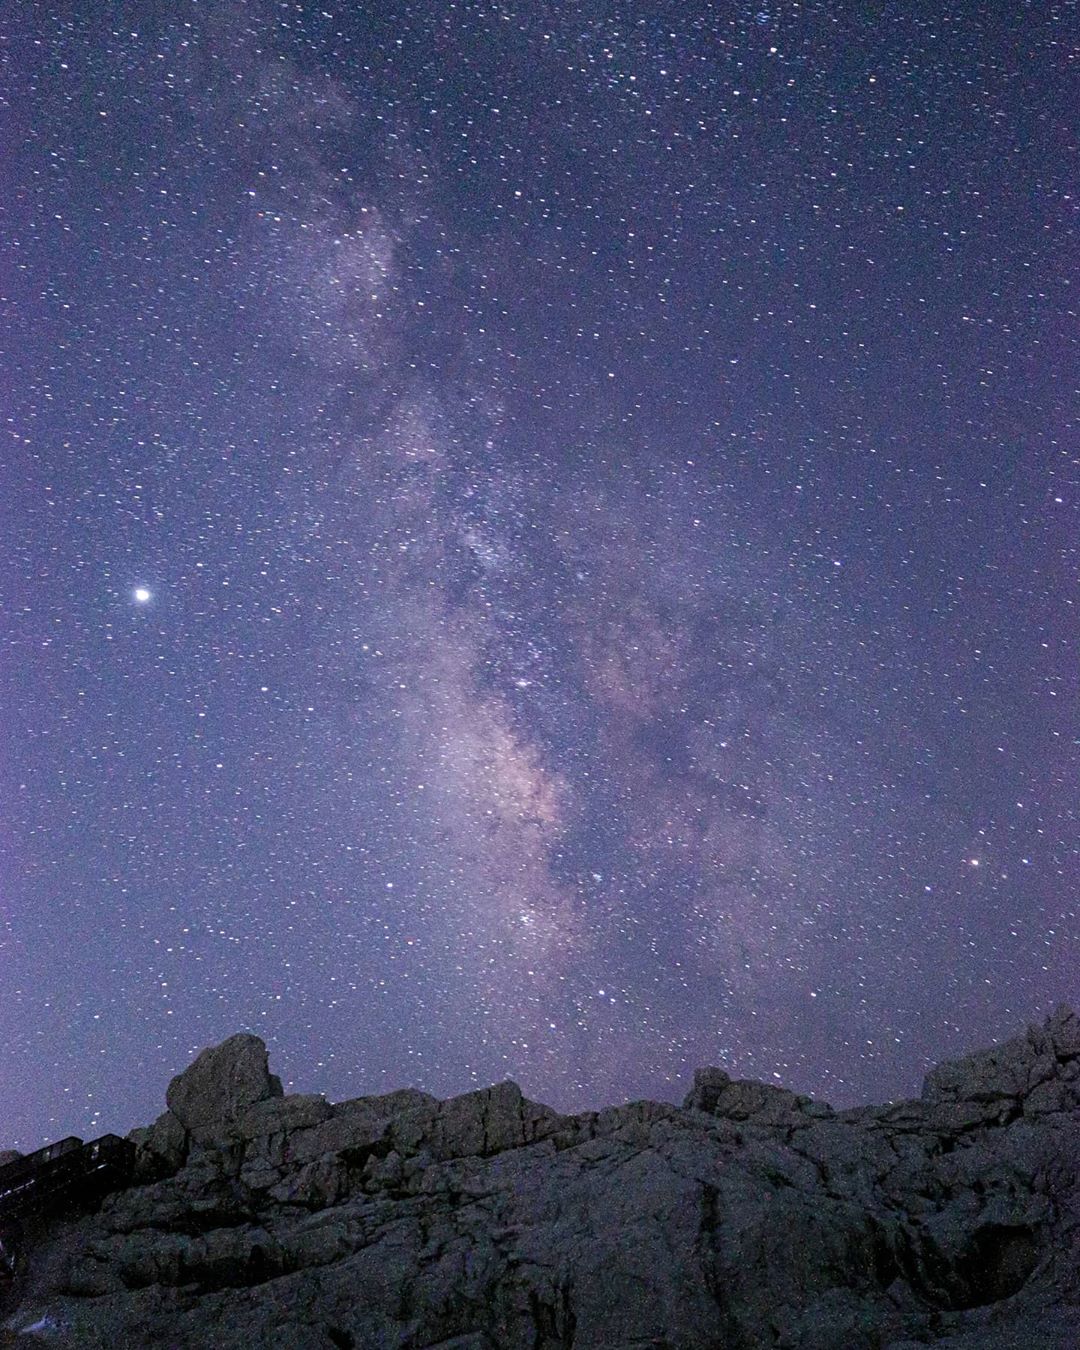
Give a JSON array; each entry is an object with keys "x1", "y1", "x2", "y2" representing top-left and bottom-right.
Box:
[
  {"x1": 164, "y1": 1033, "x2": 283, "y2": 1143},
  {"x1": 2, "y1": 1009, "x2": 1079, "y2": 1348}
]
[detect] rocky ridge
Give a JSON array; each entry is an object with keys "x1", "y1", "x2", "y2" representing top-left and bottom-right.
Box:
[{"x1": 2, "y1": 1008, "x2": 1079, "y2": 1348}]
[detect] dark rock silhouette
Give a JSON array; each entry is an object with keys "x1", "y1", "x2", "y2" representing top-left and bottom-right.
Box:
[
  {"x1": 2, "y1": 1008, "x2": 1079, "y2": 1347},
  {"x1": 165, "y1": 1032, "x2": 284, "y2": 1143}
]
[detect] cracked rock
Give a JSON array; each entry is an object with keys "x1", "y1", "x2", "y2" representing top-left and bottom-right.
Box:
[{"x1": 2, "y1": 1010, "x2": 1078, "y2": 1349}]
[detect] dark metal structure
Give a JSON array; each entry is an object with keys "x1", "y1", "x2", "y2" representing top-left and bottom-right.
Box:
[{"x1": 0, "y1": 1134, "x2": 135, "y2": 1277}]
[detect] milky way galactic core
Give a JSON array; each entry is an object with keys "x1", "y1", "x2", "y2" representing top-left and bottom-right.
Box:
[{"x1": 1, "y1": 2, "x2": 1075, "y2": 1146}]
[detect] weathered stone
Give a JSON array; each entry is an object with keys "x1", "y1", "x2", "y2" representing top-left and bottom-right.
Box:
[
  {"x1": 703, "y1": 1076, "x2": 814, "y2": 1123},
  {"x1": 1045, "y1": 1003, "x2": 1080, "y2": 1059},
  {"x1": 682, "y1": 1065, "x2": 731, "y2": 1112},
  {"x1": 922, "y1": 1027, "x2": 1057, "y2": 1105},
  {"x1": 237, "y1": 1093, "x2": 333, "y2": 1140},
  {"x1": 1024, "y1": 1078, "x2": 1074, "y2": 1116},
  {"x1": 928, "y1": 1098, "x2": 1011, "y2": 1132},
  {"x1": 127, "y1": 1108, "x2": 188, "y2": 1182},
  {"x1": 1, "y1": 1007, "x2": 1077, "y2": 1349},
  {"x1": 165, "y1": 1033, "x2": 282, "y2": 1140},
  {"x1": 268, "y1": 1154, "x2": 350, "y2": 1208},
  {"x1": 288, "y1": 1108, "x2": 391, "y2": 1167},
  {"x1": 335, "y1": 1085, "x2": 437, "y2": 1118},
  {"x1": 594, "y1": 1098, "x2": 678, "y2": 1147}
]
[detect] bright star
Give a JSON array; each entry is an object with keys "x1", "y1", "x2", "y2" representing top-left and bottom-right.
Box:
[{"x1": 133, "y1": 587, "x2": 152, "y2": 604}]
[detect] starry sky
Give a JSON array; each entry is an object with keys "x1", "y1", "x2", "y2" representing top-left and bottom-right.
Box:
[{"x1": 2, "y1": 1, "x2": 1076, "y2": 1148}]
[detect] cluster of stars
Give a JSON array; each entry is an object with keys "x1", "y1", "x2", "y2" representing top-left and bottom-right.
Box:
[{"x1": 0, "y1": 0, "x2": 1075, "y2": 1147}]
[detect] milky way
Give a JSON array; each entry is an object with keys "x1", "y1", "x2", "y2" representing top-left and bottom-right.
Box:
[{"x1": 1, "y1": 2, "x2": 1076, "y2": 1145}]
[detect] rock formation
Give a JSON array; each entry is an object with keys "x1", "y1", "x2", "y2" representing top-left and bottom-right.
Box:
[{"x1": 2, "y1": 1009, "x2": 1079, "y2": 1348}]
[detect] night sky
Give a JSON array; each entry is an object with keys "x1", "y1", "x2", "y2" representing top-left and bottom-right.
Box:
[{"x1": 2, "y1": 2, "x2": 1076, "y2": 1149}]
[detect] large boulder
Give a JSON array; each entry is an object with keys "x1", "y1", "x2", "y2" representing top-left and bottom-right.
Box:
[
  {"x1": 682, "y1": 1065, "x2": 731, "y2": 1112},
  {"x1": 164, "y1": 1033, "x2": 282, "y2": 1142}
]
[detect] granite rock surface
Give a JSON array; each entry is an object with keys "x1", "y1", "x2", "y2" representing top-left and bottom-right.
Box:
[{"x1": 2, "y1": 1008, "x2": 1078, "y2": 1348}]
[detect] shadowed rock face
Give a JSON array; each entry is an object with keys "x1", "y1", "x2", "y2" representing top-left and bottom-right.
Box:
[
  {"x1": 164, "y1": 1033, "x2": 283, "y2": 1144},
  {"x1": 2, "y1": 1009, "x2": 1079, "y2": 1349}
]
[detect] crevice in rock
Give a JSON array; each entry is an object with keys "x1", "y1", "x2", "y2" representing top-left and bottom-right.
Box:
[
  {"x1": 339, "y1": 1139, "x2": 392, "y2": 1170},
  {"x1": 949, "y1": 1222, "x2": 1040, "y2": 1308},
  {"x1": 903, "y1": 1221, "x2": 1040, "y2": 1311}
]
